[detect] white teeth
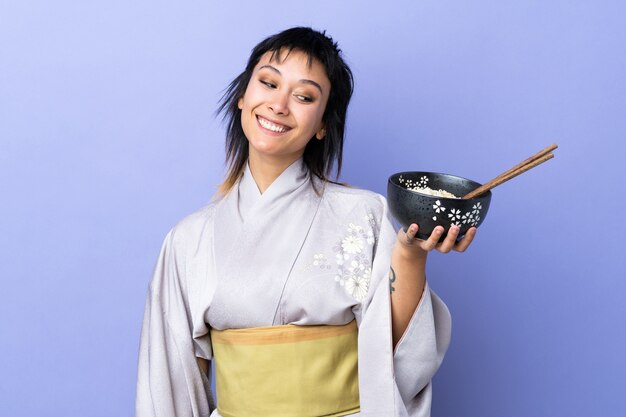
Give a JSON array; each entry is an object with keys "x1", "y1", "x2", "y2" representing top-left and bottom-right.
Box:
[{"x1": 258, "y1": 116, "x2": 287, "y2": 133}]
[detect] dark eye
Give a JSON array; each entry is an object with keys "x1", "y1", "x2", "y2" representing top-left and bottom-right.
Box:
[
  {"x1": 295, "y1": 94, "x2": 313, "y2": 103},
  {"x1": 260, "y1": 80, "x2": 277, "y2": 89}
]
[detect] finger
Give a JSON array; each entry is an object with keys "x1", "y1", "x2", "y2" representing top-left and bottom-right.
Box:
[
  {"x1": 404, "y1": 224, "x2": 419, "y2": 242},
  {"x1": 421, "y1": 226, "x2": 444, "y2": 251},
  {"x1": 454, "y1": 227, "x2": 477, "y2": 252},
  {"x1": 437, "y1": 225, "x2": 460, "y2": 253}
]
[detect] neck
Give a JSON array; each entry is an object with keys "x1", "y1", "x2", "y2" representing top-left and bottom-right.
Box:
[{"x1": 248, "y1": 152, "x2": 303, "y2": 193}]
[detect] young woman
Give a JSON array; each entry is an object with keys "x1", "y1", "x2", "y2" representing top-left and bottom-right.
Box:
[{"x1": 136, "y1": 27, "x2": 476, "y2": 417}]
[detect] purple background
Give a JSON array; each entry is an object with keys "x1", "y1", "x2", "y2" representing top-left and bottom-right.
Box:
[{"x1": 1, "y1": 1, "x2": 625, "y2": 416}]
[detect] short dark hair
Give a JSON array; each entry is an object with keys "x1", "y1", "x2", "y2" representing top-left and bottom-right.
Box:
[{"x1": 217, "y1": 27, "x2": 354, "y2": 195}]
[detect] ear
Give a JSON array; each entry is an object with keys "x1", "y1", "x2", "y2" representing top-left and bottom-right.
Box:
[
  {"x1": 237, "y1": 97, "x2": 244, "y2": 110},
  {"x1": 315, "y1": 125, "x2": 326, "y2": 140}
]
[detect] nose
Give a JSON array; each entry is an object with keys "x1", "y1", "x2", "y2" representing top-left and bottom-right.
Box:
[{"x1": 268, "y1": 90, "x2": 289, "y2": 116}]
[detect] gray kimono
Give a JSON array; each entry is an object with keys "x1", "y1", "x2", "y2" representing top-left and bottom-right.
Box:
[{"x1": 136, "y1": 159, "x2": 452, "y2": 417}]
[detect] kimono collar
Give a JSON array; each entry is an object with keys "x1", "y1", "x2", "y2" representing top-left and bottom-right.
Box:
[
  {"x1": 237, "y1": 158, "x2": 310, "y2": 222},
  {"x1": 212, "y1": 158, "x2": 324, "y2": 327}
]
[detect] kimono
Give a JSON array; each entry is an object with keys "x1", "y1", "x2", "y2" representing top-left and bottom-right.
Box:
[{"x1": 136, "y1": 158, "x2": 452, "y2": 417}]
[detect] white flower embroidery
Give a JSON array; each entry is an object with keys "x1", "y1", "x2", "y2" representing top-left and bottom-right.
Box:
[
  {"x1": 313, "y1": 253, "x2": 331, "y2": 270},
  {"x1": 348, "y1": 259, "x2": 365, "y2": 273},
  {"x1": 433, "y1": 200, "x2": 446, "y2": 213},
  {"x1": 348, "y1": 223, "x2": 362, "y2": 234},
  {"x1": 462, "y1": 212, "x2": 474, "y2": 225},
  {"x1": 472, "y1": 203, "x2": 482, "y2": 214},
  {"x1": 342, "y1": 235, "x2": 364, "y2": 254},
  {"x1": 364, "y1": 213, "x2": 376, "y2": 228},
  {"x1": 328, "y1": 217, "x2": 378, "y2": 301},
  {"x1": 345, "y1": 273, "x2": 370, "y2": 301}
]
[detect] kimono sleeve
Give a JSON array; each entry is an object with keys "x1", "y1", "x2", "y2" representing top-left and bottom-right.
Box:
[
  {"x1": 135, "y1": 229, "x2": 215, "y2": 417},
  {"x1": 359, "y1": 195, "x2": 452, "y2": 416},
  {"x1": 392, "y1": 281, "x2": 451, "y2": 408}
]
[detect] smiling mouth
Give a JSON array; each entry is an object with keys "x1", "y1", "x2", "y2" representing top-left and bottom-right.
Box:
[{"x1": 256, "y1": 115, "x2": 291, "y2": 133}]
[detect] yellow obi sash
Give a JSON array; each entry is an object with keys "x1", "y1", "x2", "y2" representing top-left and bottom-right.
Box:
[{"x1": 210, "y1": 320, "x2": 360, "y2": 417}]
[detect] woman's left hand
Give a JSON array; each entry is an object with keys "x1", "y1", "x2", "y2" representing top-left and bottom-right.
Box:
[{"x1": 396, "y1": 224, "x2": 477, "y2": 259}]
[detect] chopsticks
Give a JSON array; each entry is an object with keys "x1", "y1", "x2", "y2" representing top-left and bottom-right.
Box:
[{"x1": 462, "y1": 144, "x2": 558, "y2": 199}]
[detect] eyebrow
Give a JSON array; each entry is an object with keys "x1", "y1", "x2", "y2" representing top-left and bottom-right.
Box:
[{"x1": 258, "y1": 65, "x2": 324, "y2": 94}]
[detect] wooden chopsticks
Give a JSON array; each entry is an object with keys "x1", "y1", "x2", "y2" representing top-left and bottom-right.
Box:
[{"x1": 462, "y1": 144, "x2": 558, "y2": 199}]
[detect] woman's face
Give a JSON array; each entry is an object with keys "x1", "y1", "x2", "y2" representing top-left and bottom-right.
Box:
[{"x1": 238, "y1": 49, "x2": 331, "y2": 166}]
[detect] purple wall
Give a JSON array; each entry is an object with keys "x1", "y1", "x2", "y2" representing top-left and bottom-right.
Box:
[{"x1": 1, "y1": 1, "x2": 624, "y2": 416}]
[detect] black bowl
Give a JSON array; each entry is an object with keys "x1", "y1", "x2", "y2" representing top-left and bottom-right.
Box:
[{"x1": 387, "y1": 171, "x2": 492, "y2": 241}]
